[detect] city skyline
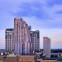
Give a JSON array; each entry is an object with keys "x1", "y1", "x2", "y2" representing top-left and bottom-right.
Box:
[
  {"x1": 0, "y1": 0, "x2": 62, "y2": 49},
  {"x1": 0, "y1": 19, "x2": 62, "y2": 49},
  {"x1": 5, "y1": 17, "x2": 40, "y2": 55}
]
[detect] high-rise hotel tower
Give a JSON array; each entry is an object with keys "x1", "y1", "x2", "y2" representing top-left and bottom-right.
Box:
[
  {"x1": 30, "y1": 30, "x2": 40, "y2": 53},
  {"x1": 5, "y1": 17, "x2": 40, "y2": 55},
  {"x1": 5, "y1": 29, "x2": 14, "y2": 52},
  {"x1": 14, "y1": 17, "x2": 31, "y2": 55}
]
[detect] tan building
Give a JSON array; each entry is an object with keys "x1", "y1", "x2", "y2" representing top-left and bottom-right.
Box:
[
  {"x1": 18, "y1": 55, "x2": 35, "y2": 62},
  {"x1": 36, "y1": 59, "x2": 57, "y2": 62},
  {"x1": 0, "y1": 55, "x2": 35, "y2": 62},
  {"x1": 43, "y1": 60, "x2": 57, "y2": 62},
  {"x1": 43, "y1": 37, "x2": 51, "y2": 58},
  {"x1": 0, "y1": 55, "x2": 58, "y2": 62},
  {"x1": 0, "y1": 56, "x2": 17, "y2": 62}
]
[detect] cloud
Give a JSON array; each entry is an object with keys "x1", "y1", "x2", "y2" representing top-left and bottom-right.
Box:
[
  {"x1": 47, "y1": 0, "x2": 62, "y2": 6},
  {"x1": 0, "y1": 0, "x2": 62, "y2": 29},
  {"x1": 0, "y1": 0, "x2": 62, "y2": 49},
  {"x1": 56, "y1": 11, "x2": 62, "y2": 14},
  {"x1": 10, "y1": 0, "x2": 50, "y2": 20}
]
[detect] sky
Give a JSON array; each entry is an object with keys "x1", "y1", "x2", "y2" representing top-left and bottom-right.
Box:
[{"x1": 0, "y1": 0, "x2": 62, "y2": 49}]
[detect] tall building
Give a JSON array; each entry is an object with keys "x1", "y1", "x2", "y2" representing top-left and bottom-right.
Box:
[
  {"x1": 14, "y1": 17, "x2": 31, "y2": 55},
  {"x1": 5, "y1": 17, "x2": 40, "y2": 55},
  {"x1": 43, "y1": 37, "x2": 51, "y2": 58},
  {"x1": 30, "y1": 30, "x2": 40, "y2": 53},
  {"x1": 5, "y1": 29, "x2": 14, "y2": 52}
]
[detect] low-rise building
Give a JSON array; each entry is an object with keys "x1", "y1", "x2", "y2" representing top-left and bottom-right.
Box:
[
  {"x1": 43, "y1": 60, "x2": 57, "y2": 62},
  {"x1": 0, "y1": 55, "x2": 35, "y2": 62}
]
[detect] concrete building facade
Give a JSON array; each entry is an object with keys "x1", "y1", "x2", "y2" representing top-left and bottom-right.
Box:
[
  {"x1": 43, "y1": 37, "x2": 51, "y2": 58},
  {"x1": 14, "y1": 17, "x2": 31, "y2": 55},
  {"x1": 30, "y1": 30, "x2": 40, "y2": 53},
  {"x1": 5, "y1": 29, "x2": 14, "y2": 52}
]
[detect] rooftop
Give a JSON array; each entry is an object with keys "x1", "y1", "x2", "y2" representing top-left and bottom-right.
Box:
[{"x1": 6, "y1": 29, "x2": 13, "y2": 31}]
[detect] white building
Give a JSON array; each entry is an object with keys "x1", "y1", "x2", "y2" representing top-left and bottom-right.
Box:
[{"x1": 14, "y1": 17, "x2": 31, "y2": 55}]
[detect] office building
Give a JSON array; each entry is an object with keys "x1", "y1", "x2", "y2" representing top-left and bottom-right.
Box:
[
  {"x1": 30, "y1": 30, "x2": 40, "y2": 53},
  {"x1": 5, "y1": 29, "x2": 14, "y2": 52},
  {"x1": 14, "y1": 17, "x2": 31, "y2": 55},
  {"x1": 43, "y1": 37, "x2": 51, "y2": 58}
]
